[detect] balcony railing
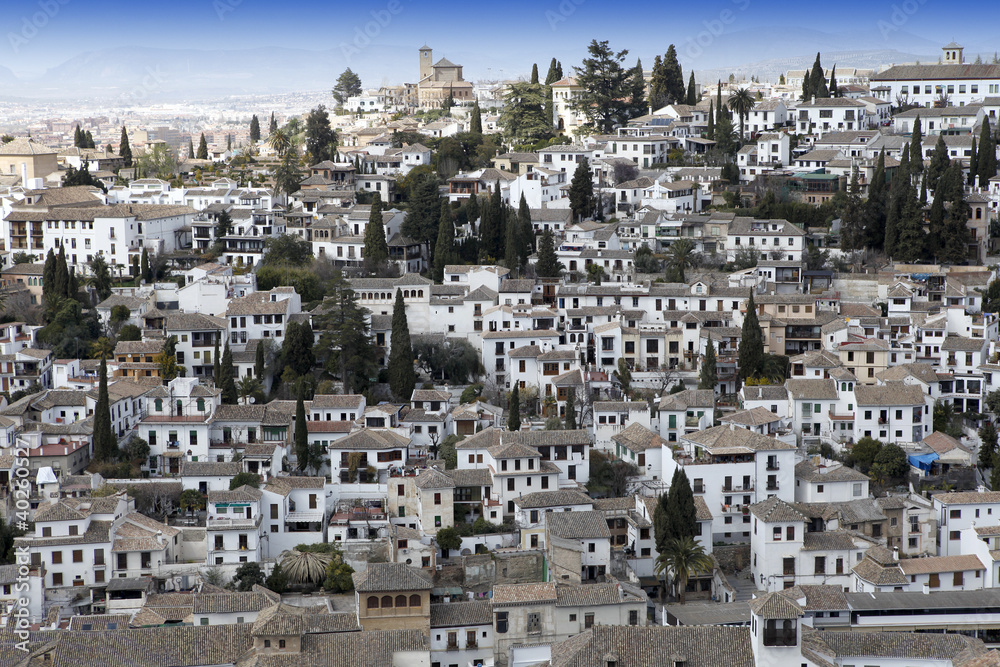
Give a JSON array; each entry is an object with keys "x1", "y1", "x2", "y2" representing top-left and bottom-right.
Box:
[
  {"x1": 766, "y1": 483, "x2": 779, "y2": 491},
  {"x1": 722, "y1": 484, "x2": 754, "y2": 492}
]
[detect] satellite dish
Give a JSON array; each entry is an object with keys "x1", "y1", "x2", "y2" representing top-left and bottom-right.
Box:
[{"x1": 248, "y1": 397, "x2": 256, "y2": 404}]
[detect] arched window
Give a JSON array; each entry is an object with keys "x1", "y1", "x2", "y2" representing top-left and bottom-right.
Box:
[
  {"x1": 409, "y1": 593, "x2": 421, "y2": 607},
  {"x1": 197, "y1": 398, "x2": 205, "y2": 412},
  {"x1": 154, "y1": 399, "x2": 162, "y2": 412},
  {"x1": 395, "y1": 594, "x2": 407, "y2": 607},
  {"x1": 381, "y1": 595, "x2": 393, "y2": 608},
  {"x1": 367, "y1": 596, "x2": 379, "y2": 609},
  {"x1": 418, "y1": 290, "x2": 423, "y2": 298}
]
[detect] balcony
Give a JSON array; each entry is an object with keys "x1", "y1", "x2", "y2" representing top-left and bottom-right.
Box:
[
  {"x1": 766, "y1": 463, "x2": 780, "y2": 471},
  {"x1": 828, "y1": 411, "x2": 855, "y2": 421},
  {"x1": 766, "y1": 483, "x2": 779, "y2": 491},
  {"x1": 692, "y1": 485, "x2": 705, "y2": 494},
  {"x1": 722, "y1": 484, "x2": 754, "y2": 492}
]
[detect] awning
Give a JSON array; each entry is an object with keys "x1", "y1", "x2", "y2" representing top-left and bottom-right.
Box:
[{"x1": 908, "y1": 452, "x2": 939, "y2": 472}]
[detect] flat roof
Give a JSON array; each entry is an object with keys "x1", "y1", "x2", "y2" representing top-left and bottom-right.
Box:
[
  {"x1": 664, "y1": 601, "x2": 751, "y2": 626},
  {"x1": 845, "y1": 589, "x2": 1000, "y2": 611}
]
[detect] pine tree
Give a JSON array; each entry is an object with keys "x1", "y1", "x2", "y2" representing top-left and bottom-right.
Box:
[
  {"x1": 433, "y1": 199, "x2": 455, "y2": 282},
  {"x1": 530, "y1": 63, "x2": 539, "y2": 84},
  {"x1": 295, "y1": 387, "x2": 309, "y2": 471},
  {"x1": 699, "y1": 339, "x2": 717, "y2": 391},
  {"x1": 508, "y1": 385, "x2": 521, "y2": 431},
  {"x1": 564, "y1": 387, "x2": 577, "y2": 429},
  {"x1": 686, "y1": 71, "x2": 697, "y2": 106},
  {"x1": 470, "y1": 101, "x2": 483, "y2": 134},
  {"x1": 388, "y1": 291, "x2": 416, "y2": 402},
  {"x1": 73, "y1": 125, "x2": 82, "y2": 148},
  {"x1": 363, "y1": 192, "x2": 388, "y2": 265},
  {"x1": 249, "y1": 115, "x2": 261, "y2": 142},
  {"x1": 993, "y1": 451, "x2": 1000, "y2": 493},
  {"x1": 829, "y1": 64, "x2": 838, "y2": 97},
  {"x1": 545, "y1": 58, "x2": 561, "y2": 85},
  {"x1": 569, "y1": 158, "x2": 594, "y2": 222},
  {"x1": 909, "y1": 115, "x2": 923, "y2": 173},
  {"x1": 738, "y1": 291, "x2": 763, "y2": 381},
  {"x1": 93, "y1": 357, "x2": 116, "y2": 462},
  {"x1": 119, "y1": 126, "x2": 132, "y2": 167},
  {"x1": 221, "y1": 343, "x2": 237, "y2": 404},
  {"x1": 535, "y1": 229, "x2": 563, "y2": 278}
]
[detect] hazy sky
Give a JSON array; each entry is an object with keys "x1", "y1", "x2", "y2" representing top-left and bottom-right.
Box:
[{"x1": 2, "y1": 0, "x2": 993, "y2": 81}]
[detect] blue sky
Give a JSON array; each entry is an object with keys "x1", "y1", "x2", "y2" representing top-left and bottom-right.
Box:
[{"x1": 2, "y1": 0, "x2": 994, "y2": 82}]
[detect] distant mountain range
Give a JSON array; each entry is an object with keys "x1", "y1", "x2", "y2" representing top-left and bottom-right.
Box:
[{"x1": 1, "y1": 29, "x2": 992, "y2": 103}]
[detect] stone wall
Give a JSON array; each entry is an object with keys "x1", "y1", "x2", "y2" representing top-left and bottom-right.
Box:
[{"x1": 713, "y1": 543, "x2": 750, "y2": 574}]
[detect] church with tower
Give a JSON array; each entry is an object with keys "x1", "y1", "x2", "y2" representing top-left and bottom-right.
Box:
[{"x1": 416, "y1": 45, "x2": 474, "y2": 109}]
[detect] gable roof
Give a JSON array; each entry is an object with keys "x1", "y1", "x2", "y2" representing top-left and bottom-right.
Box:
[{"x1": 352, "y1": 562, "x2": 432, "y2": 593}]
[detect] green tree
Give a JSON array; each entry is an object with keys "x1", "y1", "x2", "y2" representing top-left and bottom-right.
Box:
[
  {"x1": 118, "y1": 324, "x2": 141, "y2": 341},
  {"x1": 215, "y1": 209, "x2": 233, "y2": 240},
  {"x1": 535, "y1": 229, "x2": 563, "y2": 278},
  {"x1": 249, "y1": 115, "x2": 261, "y2": 142},
  {"x1": 517, "y1": 192, "x2": 534, "y2": 265},
  {"x1": 992, "y1": 451, "x2": 1000, "y2": 491},
  {"x1": 840, "y1": 167, "x2": 865, "y2": 251},
  {"x1": 648, "y1": 55, "x2": 668, "y2": 110},
  {"x1": 265, "y1": 563, "x2": 289, "y2": 594},
  {"x1": 869, "y1": 443, "x2": 909, "y2": 483},
  {"x1": 295, "y1": 388, "x2": 309, "y2": 471},
  {"x1": 229, "y1": 471, "x2": 261, "y2": 489},
  {"x1": 141, "y1": 248, "x2": 150, "y2": 283},
  {"x1": 661, "y1": 45, "x2": 685, "y2": 105},
  {"x1": 274, "y1": 146, "x2": 304, "y2": 197},
  {"x1": 305, "y1": 105, "x2": 338, "y2": 163},
  {"x1": 508, "y1": 385, "x2": 521, "y2": 432},
  {"x1": 726, "y1": 87, "x2": 756, "y2": 140},
  {"x1": 665, "y1": 238, "x2": 695, "y2": 282},
  {"x1": 470, "y1": 101, "x2": 483, "y2": 135},
  {"x1": 158, "y1": 335, "x2": 180, "y2": 381},
  {"x1": 263, "y1": 234, "x2": 313, "y2": 266},
  {"x1": 269, "y1": 112, "x2": 278, "y2": 134},
  {"x1": 88, "y1": 254, "x2": 113, "y2": 301},
  {"x1": 180, "y1": 489, "x2": 205, "y2": 514},
  {"x1": 699, "y1": 339, "x2": 717, "y2": 391},
  {"x1": 499, "y1": 82, "x2": 551, "y2": 145},
  {"x1": 255, "y1": 340, "x2": 266, "y2": 378},
  {"x1": 571, "y1": 39, "x2": 632, "y2": 133},
  {"x1": 363, "y1": 192, "x2": 389, "y2": 266},
  {"x1": 979, "y1": 421, "x2": 998, "y2": 469},
  {"x1": 323, "y1": 557, "x2": 355, "y2": 593},
  {"x1": 119, "y1": 126, "x2": 132, "y2": 167},
  {"x1": 828, "y1": 64, "x2": 838, "y2": 97},
  {"x1": 926, "y1": 135, "x2": 950, "y2": 193},
  {"x1": 909, "y1": 115, "x2": 923, "y2": 173},
  {"x1": 564, "y1": 387, "x2": 577, "y2": 429},
  {"x1": 738, "y1": 291, "x2": 764, "y2": 381},
  {"x1": 978, "y1": 116, "x2": 997, "y2": 187},
  {"x1": 655, "y1": 537, "x2": 713, "y2": 604},
  {"x1": 438, "y1": 434, "x2": 462, "y2": 469},
  {"x1": 809, "y1": 52, "x2": 828, "y2": 98},
  {"x1": 315, "y1": 272, "x2": 378, "y2": 394},
  {"x1": 401, "y1": 172, "x2": 441, "y2": 249},
  {"x1": 613, "y1": 358, "x2": 632, "y2": 399},
  {"x1": 197, "y1": 133, "x2": 208, "y2": 160},
  {"x1": 851, "y1": 436, "x2": 883, "y2": 474},
  {"x1": 863, "y1": 149, "x2": 887, "y2": 250},
  {"x1": 233, "y1": 562, "x2": 266, "y2": 592},
  {"x1": 187, "y1": 137, "x2": 195, "y2": 159},
  {"x1": 388, "y1": 291, "x2": 416, "y2": 402},
  {"x1": 686, "y1": 71, "x2": 698, "y2": 106},
  {"x1": 282, "y1": 320, "x2": 315, "y2": 377},
  {"x1": 433, "y1": 200, "x2": 455, "y2": 282},
  {"x1": 436, "y1": 527, "x2": 462, "y2": 558},
  {"x1": 568, "y1": 158, "x2": 594, "y2": 221},
  {"x1": 92, "y1": 357, "x2": 116, "y2": 462},
  {"x1": 626, "y1": 58, "x2": 646, "y2": 119},
  {"x1": 332, "y1": 68, "x2": 362, "y2": 106},
  {"x1": 220, "y1": 342, "x2": 238, "y2": 404}
]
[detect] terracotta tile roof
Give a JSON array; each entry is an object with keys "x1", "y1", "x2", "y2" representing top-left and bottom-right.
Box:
[
  {"x1": 748, "y1": 591, "x2": 804, "y2": 619},
  {"x1": 749, "y1": 496, "x2": 807, "y2": 523},
  {"x1": 546, "y1": 510, "x2": 611, "y2": 539},
  {"x1": 897, "y1": 554, "x2": 985, "y2": 576},
  {"x1": 550, "y1": 625, "x2": 754, "y2": 667},
  {"x1": 430, "y1": 600, "x2": 493, "y2": 627},
  {"x1": 352, "y1": 562, "x2": 432, "y2": 593},
  {"x1": 491, "y1": 582, "x2": 557, "y2": 606},
  {"x1": 515, "y1": 489, "x2": 593, "y2": 509}
]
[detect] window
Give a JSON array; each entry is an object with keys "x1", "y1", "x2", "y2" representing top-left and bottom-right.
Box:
[
  {"x1": 526, "y1": 612, "x2": 541, "y2": 634},
  {"x1": 584, "y1": 613, "x2": 595, "y2": 628},
  {"x1": 496, "y1": 611, "x2": 508, "y2": 633},
  {"x1": 773, "y1": 526, "x2": 782, "y2": 541}
]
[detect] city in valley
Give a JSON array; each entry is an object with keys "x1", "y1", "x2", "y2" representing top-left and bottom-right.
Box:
[{"x1": 2, "y1": 2, "x2": 1000, "y2": 665}]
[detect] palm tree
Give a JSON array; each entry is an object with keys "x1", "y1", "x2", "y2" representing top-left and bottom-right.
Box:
[
  {"x1": 759, "y1": 354, "x2": 789, "y2": 383},
  {"x1": 666, "y1": 238, "x2": 696, "y2": 282},
  {"x1": 237, "y1": 375, "x2": 261, "y2": 404},
  {"x1": 267, "y1": 129, "x2": 291, "y2": 158},
  {"x1": 655, "y1": 537, "x2": 714, "y2": 603},
  {"x1": 90, "y1": 336, "x2": 114, "y2": 360},
  {"x1": 278, "y1": 549, "x2": 331, "y2": 585},
  {"x1": 726, "y1": 87, "x2": 756, "y2": 141}
]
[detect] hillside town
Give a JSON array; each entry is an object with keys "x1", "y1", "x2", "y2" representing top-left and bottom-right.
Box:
[{"x1": 6, "y1": 36, "x2": 1000, "y2": 667}]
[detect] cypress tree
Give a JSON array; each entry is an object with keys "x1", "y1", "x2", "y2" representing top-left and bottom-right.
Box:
[
  {"x1": 941, "y1": 166, "x2": 972, "y2": 264},
  {"x1": 662, "y1": 45, "x2": 685, "y2": 104},
  {"x1": 141, "y1": 248, "x2": 150, "y2": 283},
  {"x1": 738, "y1": 291, "x2": 764, "y2": 381},
  {"x1": 568, "y1": 158, "x2": 594, "y2": 222},
  {"x1": 686, "y1": 72, "x2": 697, "y2": 106},
  {"x1": 197, "y1": 133, "x2": 209, "y2": 160},
  {"x1": 884, "y1": 144, "x2": 910, "y2": 256},
  {"x1": 545, "y1": 58, "x2": 561, "y2": 85},
  {"x1": 364, "y1": 192, "x2": 388, "y2": 264},
  {"x1": 478, "y1": 194, "x2": 496, "y2": 262},
  {"x1": 249, "y1": 114, "x2": 261, "y2": 142},
  {"x1": 530, "y1": 63, "x2": 539, "y2": 84},
  {"x1": 802, "y1": 70, "x2": 811, "y2": 100},
  {"x1": 254, "y1": 339, "x2": 266, "y2": 378},
  {"x1": 42, "y1": 249, "x2": 56, "y2": 300},
  {"x1": 470, "y1": 101, "x2": 483, "y2": 135},
  {"x1": 466, "y1": 193, "x2": 480, "y2": 226},
  {"x1": 810, "y1": 52, "x2": 828, "y2": 98},
  {"x1": 535, "y1": 229, "x2": 563, "y2": 278},
  {"x1": 93, "y1": 357, "x2": 116, "y2": 462},
  {"x1": 927, "y1": 135, "x2": 950, "y2": 193},
  {"x1": 518, "y1": 192, "x2": 534, "y2": 265},
  {"x1": 73, "y1": 125, "x2": 82, "y2": 148},
  {"x1": 669, "y1": 468, "x2": 697, "y2": 539},
  {"x1": 699, "y1": 339, "x2": 717, "y2": 391},
  {"x1": 707, "y1": 101, "x2": 714, "y2": 140},
  {"x1": 269, "y1": 112, "x2": 277, "y2": 134},
  {"x1": 221, "y1": 343, "x2": 238, "y2": 404},
  {"x1": 564, "y1": 387, "x2": 577, "y2": 429},
  {"x1": 716, "y1": 81, "x2": 724, "y2": 125},
  {"x1": 213, "y1": 337, "x2": 222, "y2": 387},
  {"x1": 909, "y1": 115, "x2": 923, "y2": 173},
  {"x1": 68, "y1": 266, "x2": 79, "y2": 299},
  {"x1": 54, "y1": 246, "x2": 68, "y2": 298},
  {"x1": 504, "y1": 206, "x2": 520, "y2": 271},
  {"x1": 433, "y1": 199, "x2": 454, "y2": 282},
  {"x1": 969, "y1": 137, "x2": 979, "y2": 186},
  {"x1": 508, "y1": 385, "x2": 521, "y2": 431},
  {"x1": 188, "y1": 137, "x2": 196, "y2": 159},
  {"x1": 829, "y1": 64, "x2": 838, "y2": 97},
  {"x1": 977, "y1": 117, "x2": 997, "y2": 187},
  {"x1": 388, "y1": 291, "x2": 416, "y2": 402},
  {"x1": 648, "y1": 55, "x2": 666, "y2": 110},
  {"x1": 295, "y1": 388, "x2": 309, "y2": 471},
  {"x1": 119, "y1": 126, "x2": 132, "y2": 167},
  {"x1": 864, "y1": 149, "x2": 887, "y2": 250}
]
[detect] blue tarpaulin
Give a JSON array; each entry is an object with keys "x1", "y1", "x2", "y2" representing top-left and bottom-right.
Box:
[{"x1": 908, "y1": 452, "x2": 939, "y2": 472}]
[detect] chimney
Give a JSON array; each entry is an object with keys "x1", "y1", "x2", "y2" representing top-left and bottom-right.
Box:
[
  {"x1": 21, "y1": 163, "x2": 27, "y2": 186},
  {"x1": 892, "y1": 546, "x2": 899, "y2": 561},
  {"x1": 811, "y1": 95, "x2": 816, "y2": 104},
  {"x1": 922, "y1": 582, "x2": 930, "y2": 595}
]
